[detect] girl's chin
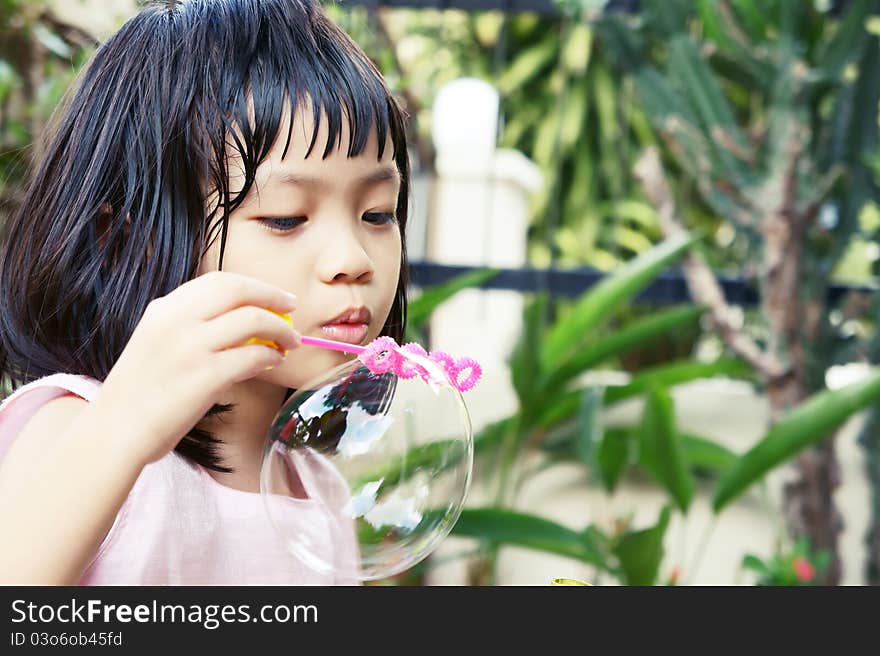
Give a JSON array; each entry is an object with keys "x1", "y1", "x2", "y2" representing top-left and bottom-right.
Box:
[{"x1": 260, "y1": 350, "x2": 357, "y2": 389}]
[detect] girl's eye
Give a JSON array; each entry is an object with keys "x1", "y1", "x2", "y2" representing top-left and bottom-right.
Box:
[
  {"x1": 259, "y1": 217, "x2": 305, "y2": 233},
  {"x1": 363, "y1": 212, "x2": 396, "y2": 225}
]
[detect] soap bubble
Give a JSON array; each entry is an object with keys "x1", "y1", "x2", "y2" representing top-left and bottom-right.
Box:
[{"x1": 260, "y1": 351, "x2": 474, "y2": 582}]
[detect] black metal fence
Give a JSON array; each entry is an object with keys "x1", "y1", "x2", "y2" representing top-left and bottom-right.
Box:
[{"x1": 408, "y1": 263, "x2": 874, "y2": 306}]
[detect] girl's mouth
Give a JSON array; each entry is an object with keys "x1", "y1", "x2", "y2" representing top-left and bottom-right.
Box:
[{"x1": 320, "y1": 322, "x2": 369, "y2": 345}]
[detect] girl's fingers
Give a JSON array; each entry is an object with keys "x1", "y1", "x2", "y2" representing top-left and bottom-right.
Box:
[
  {"x1": 213, "y1": 344, "x2": 286, "y2": 384},
  {"x1": 202, "y1": 306, "x2": 301, "y2": 354},
  {"x1": 179, "y1": 271, "x2": 298, "y2": 321}
]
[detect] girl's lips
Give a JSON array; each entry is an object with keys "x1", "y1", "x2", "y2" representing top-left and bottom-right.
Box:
[{"x1": 320, "y1": 322, "x2": 369, "y2": 345}]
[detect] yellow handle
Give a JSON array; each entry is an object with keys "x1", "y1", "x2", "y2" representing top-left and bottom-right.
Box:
[
  {"x1": 550, "y1": 578, "x2": 592, "y2": 586},
  {"x1": 245, "y1": 310, "x2": 294, "y2": 355}
]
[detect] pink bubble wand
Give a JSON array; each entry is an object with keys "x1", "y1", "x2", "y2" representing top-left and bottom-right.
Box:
[{"x1": 299, "y1": 335, "x2": 482, "y2": 393}]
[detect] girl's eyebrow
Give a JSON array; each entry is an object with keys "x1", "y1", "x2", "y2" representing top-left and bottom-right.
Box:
[{"x1": 269, "y1": 165, "x2": 400, "y2": 191}]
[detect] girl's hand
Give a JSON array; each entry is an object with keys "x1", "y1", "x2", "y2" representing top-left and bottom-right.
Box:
[{"x1": 94, "y1": 271, "x2": 301, "y2": 467}]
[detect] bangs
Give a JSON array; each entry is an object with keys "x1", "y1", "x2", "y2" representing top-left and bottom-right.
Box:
[{"x1": 193, "y1": 0, "x2": 404, "y2": 220}]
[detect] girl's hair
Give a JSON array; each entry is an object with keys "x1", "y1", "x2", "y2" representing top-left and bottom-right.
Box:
[{"x1": 0, "y1": 0, "x2": 410, "y2": 472}]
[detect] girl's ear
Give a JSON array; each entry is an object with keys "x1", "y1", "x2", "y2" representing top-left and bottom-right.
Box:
[
  {"x1": 96, "y1": 206, "x2": 137, "y2": 271},
  {"x1": 96, "y1": 203, "x2": 114, "y2": 250},
  {"x1": 96, "y1": 205, "x2": 132, "y2": 247}
]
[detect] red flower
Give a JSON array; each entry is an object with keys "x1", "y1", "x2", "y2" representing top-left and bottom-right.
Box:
[{"x1": 792, "y1": 556, "x2": 815, "y2": 582}]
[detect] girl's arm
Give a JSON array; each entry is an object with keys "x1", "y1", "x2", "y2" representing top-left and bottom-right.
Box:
[
  {"x1": 0, "y1": 395, "x2": 143, "y2": 584},
  {"x1": 0, "y1": 272, "x2": 302, "y2": 584}
]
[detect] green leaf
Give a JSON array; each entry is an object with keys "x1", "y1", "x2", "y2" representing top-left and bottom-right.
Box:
[
  {"x1": 696, "y1": 0, "x2": 763, "y2": 76},
  {"x1": 778, "y1": 0, "x2": 808, "y2": 47},
  {"x1": 815, "y1": 0, "x2": 873, "y2": 83},
  {"x1": 634, "y1": 67, "x2": 700, "y2": 128},
  {"x1": 473, "y1": 417, "x2": 515, "y2": 456},
  {"x1": 591, "y1": 429, "x2": 736, "y2": 485},
  {"x1": 559, "y1": 77, "x2": 589, "y2": 153},
  {"x1": 0, "y1": 59, "x2": 18, "y2": 103},
  {"x1": 574, "y1": 386, "x2": 604, "y2": 468},
  {"x1": 729, "y1": 0, "x2": 768, "y2": 42},
  {"x1": 561, "y1": 22, "x2": 593, "y2": 74},
  {"x1": 741, "y1": 554, "x2": 770, "y2": 577},
  {"x1": 594, "y1": 13, "x2": 646, "y2": 72},
  {"x1": 681, "y1": 433, "x2": 739, "y2": 477},
  {"x1": 596, "y1": 428, "x2": 633, "y2": 492},
  {"x1": 594, "y1": 64, "x2": 624, "y2": 197},
  {"x1": 510, "y1": 292, "x2": 549, "y2": 414},
  {"x1": 666, "y1": 35, "x2": 752, "y2": 189},
  {"x1": 641, "y1": 0, "x2": 693, "y2": 39},
  {"x1": 637, "y1": 385, "x2": 694, "y2": 512},
  {"x1": 451, "y1": 508, "x2": 609, "y2": 568},
  {"x1": 713, "y1": 370, "x2": 880, "y2": 511},
  {"x1": 540, "y1": 235, "x2": 696, "y2": 370},
  {"x1": 534, "y1": 357, "x2": 752, "y2": 430},
  {"x1": 827, "y1": 33, "x2": 880, "y2": 266},
  {"x1": 604, "y1": 358, "x2": 754, "y2": 405},
  {"x1": 539, "y1": 304, "x2": 706, "y2": 394},
  {"x1": 612, "y1": 505, "x2": 672, "y2": 585},
  {"x1": 498, "y1": 37, "x2": 559, "y2": 96},
  {"x1": 407, "y1": 268, "x2": 500, "y2": 333}
]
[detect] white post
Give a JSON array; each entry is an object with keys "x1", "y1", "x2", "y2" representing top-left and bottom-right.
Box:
[{"x1": 425, "y1": 78, "x2": 542, "y2": 411}]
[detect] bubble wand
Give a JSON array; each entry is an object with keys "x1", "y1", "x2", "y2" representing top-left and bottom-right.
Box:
[
  {"x1": 252, "y1": 312, "x2": 483, "y2": 393},
  {"x1": 300, "y1": 334, "x2": 482, "y2": 393}
]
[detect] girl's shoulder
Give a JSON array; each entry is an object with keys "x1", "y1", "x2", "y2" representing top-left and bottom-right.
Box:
[
  {"x1": 0, "y1": 372, "x2": 101, "y2": 410},
  {"x1": 0, "y1": 373, "x2": 102, "y2": 460}
]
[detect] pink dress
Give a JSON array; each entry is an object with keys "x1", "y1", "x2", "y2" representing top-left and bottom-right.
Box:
[{"x1": 0, "y1": 374, "x2": 359, "y2": 585}]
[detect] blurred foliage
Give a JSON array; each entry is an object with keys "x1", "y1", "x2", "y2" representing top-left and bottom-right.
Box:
[
  {"x1": 0, "y1": 0, "x2": 95, "y2": 221},
  {"x1": 330, "y1": 5, "x2": 690, "y2": 272},
  {"x1": 6, "y1": 2, "x2": 880, "y2": 286},
  {"x1": 590, "y1": 0, "x2": 880, "y2": 583},
  {"x1": 394, "y1": 236, "x2": 880, "y2": 585},
  {"x1": 741, "y1": 536, "x2": 832, "y2": 586}
]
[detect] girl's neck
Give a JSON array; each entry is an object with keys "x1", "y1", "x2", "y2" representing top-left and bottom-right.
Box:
[{"x1": 199, "y1": 379, "x2": 287, "y2": 493}]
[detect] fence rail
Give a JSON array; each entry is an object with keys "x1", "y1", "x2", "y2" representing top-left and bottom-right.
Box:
[{"x1": 409, "y1": 261, "x2": 874, "y2": 306}]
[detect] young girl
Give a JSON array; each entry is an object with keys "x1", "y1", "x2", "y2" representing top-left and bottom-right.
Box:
[{"x1": 0, "y1": 0, "x2": 411, "y2": 585}]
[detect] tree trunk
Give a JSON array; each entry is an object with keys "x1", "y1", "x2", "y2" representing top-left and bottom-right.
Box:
[
  {"x1": 763, "y1": 207, "x2": 842, "y2": 584},
  {"x1": 782, "y1": 441, "x2": 843, "y2": 584}
]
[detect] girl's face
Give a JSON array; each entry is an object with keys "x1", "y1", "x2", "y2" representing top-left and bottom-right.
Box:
[{"x1": 199, "y1": 106, "x2": 403, "y2": 388}]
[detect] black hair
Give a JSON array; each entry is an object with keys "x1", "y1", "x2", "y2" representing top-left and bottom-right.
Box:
[{"x1": 0, "y1": 0, "x2": 410, "y2": 472}]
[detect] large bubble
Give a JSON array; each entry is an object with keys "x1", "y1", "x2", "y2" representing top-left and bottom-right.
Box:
[{"x1": 260, "y1": 351, "x2": 474, "y2": 582}]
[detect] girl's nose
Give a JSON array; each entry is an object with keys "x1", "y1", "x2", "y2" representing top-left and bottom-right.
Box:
[{"x1": 319, "y1": 225, "x2": 374, "y2": 284}]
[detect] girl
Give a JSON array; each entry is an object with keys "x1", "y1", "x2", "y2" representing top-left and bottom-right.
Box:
[{"x1": 0, "y1": 0, "x2": 410, "y2": 585}]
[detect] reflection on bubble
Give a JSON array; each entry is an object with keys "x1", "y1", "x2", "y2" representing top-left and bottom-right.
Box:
[{"x1": 261, "y1": 354, "x2": 473, "y2": 582}]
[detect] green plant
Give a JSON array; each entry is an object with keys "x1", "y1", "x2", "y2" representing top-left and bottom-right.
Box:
[
  {"x1": 332, "y1": 4, "x2": 710, "y2": 273},
  {"x1": 0, "y1": 1, "x2": 96, "y2": 223},
  {"x1": 741, "y1": 537, "x2": 831, "y2": 586},
  {"x1": 411, "y1": 234, "x2": 880, "y2": 585},
  {"x1": 442, "y1": 235, "x2": 745, "y2": 585},
  {"x1": 595, "y1": 0, "x2": 880, "y2": 583},
  {"x1": 404, "y1": 267, "x2": 501, "y2": 344}
]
